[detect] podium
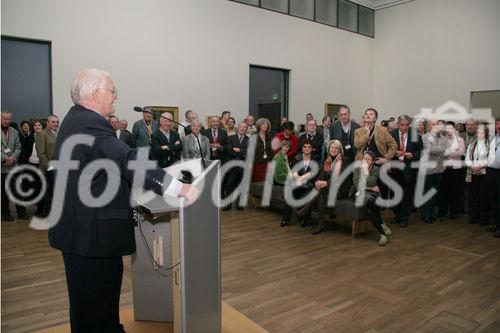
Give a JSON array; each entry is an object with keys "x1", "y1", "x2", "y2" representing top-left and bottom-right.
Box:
[{"x1": 131, "y1": 160, "x2": 221, "y2": 333}]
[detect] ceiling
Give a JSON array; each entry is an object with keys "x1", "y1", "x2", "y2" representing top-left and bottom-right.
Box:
[{"x1": 350, "y1": 0, "x2": 414, "y2": 10}]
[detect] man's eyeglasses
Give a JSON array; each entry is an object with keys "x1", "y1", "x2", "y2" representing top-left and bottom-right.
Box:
[{"x1": 98, "y1": 87, "x2": 118, "y2": 97}]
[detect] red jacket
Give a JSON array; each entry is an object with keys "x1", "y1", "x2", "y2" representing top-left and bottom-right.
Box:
[{"x1": 272, "y1": 131, "x2": 298, "y2": 160}]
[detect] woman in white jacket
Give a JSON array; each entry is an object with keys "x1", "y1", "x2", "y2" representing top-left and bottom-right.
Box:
[{"x1": 465, "y1": 124, "x2": 489, "y2": 226}]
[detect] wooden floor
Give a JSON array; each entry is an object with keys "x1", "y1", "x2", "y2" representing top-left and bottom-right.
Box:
[{"x1": 2, "y1": 207, "x2": 500, "y2": 333}]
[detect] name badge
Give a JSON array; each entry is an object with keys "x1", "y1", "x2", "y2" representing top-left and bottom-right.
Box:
[
  {"x1": 345, "y1": 145, "x2": 351, "y2": 150},
  {"x1": 399, "y1": 155, "x2": 404, "y2": 161},
  {"x1": 4, "y1": 148, "x2": 11, "y2": 154}
]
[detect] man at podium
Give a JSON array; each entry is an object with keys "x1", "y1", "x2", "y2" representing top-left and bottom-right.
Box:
[{"x1": 48, "y1": 68, "x2": 198, "y2": 333}]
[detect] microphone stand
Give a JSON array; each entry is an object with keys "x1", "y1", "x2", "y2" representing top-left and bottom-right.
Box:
[{"x1": 158, "y1": 114, "x2": 206, "y2": 170}]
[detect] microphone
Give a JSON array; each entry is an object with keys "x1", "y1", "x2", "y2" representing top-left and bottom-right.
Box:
[{"x1": 133, "y1": 106, "x2": 206, "y2": 169}]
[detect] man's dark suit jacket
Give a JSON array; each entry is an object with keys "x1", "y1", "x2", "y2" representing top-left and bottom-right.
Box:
[
  {"x1": 119, "y1": 129, "x2": 133, "y2": 147},
  {"x1": 203, "y1": 127, "x2": 229, "y2": 161},
  {"x1": 225, "y1": 134, "x2": 249, "y2": 161},
  {"x1": 48, "y1": 104, "x2": 174, "y2": 257},
  {"x1": 150, "y1": 129, "x2": 182, "y2": 168},
  {"x1": 298, "y1": 132, "x2": 324, "y2": 163},
  {"x1": 330, "y1": 120, "x2": 360, "y2": 161},
  {"x1": 390, "y1": 128, "x2": 423, "y2": 179}
]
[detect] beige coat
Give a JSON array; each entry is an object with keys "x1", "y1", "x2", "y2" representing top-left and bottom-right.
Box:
[
  {"x1": 35, "y1": 128, "x2": 56, "y2": 172},
  {"x1": 354, "y1": 125, "x2": 398, "y2": 161}
]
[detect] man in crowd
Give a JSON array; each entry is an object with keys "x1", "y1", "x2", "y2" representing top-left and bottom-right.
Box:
[
  {"x1": 486, "y1": 117, "x2": 500, "y2": 238},
  {"x1": 354, "y1": 108, "x2": 397, "y2": 164},
  {"x1": 49, "y1": 68, "x2": 197, "y2": 332},
  {"x1": 110, "y1": 116, "x2": 133, "y2": 147},
  {"x1": 1, "y1": 111, "x2": 25, "y2": 221},
  {"x1": 36, "y1": 114, "x2": 59, "y2": 218},
  {"x1": 119, "y1": 119, "x2": 129, "y2": 132},
  {"x1": 178, "y1": 110, "x2": 193, "y2": 138},
  {"x1": 298, "y1": 119, "x2": 323, "y2": 164},
  {"x1": 132, "y1": 108, "x2": 158, "y2": 148},
  {"x1": 223, "y1": 121, "x2": 249, "y2": 211},
  {"x1": 183, "y1": 111, "x2": 204, "y2": 137},
  {"x1": 245, "y1": 115, "x2": 257, "y2": 136},
  {"x1": 150, "y1": 112, "x2": 182, "y2": 168},
  {"x1": 390, "y1": 115, "x2": 422, "y2": 228},
  {"x1": 204, "y1": 116, "x2": 228, "y2": 162},
  {"x1": 330, "y1": 105, "x2": 360, "y2": 166}
]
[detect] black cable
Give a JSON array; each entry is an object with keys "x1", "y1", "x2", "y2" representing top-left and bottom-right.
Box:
[{"x1": 138, "y1": 215, "x2": 180, "y2": 273}]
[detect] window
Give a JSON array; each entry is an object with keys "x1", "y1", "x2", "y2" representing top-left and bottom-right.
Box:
[
  {"x1": 316, "y1": 0, "x2": 338, "y2": 27},
  {"x1": 290, "y1": 0, "x2": 315, "y2": 20},
  {"x1": 358, "y1": 6, "x2": 374, "y2": 37},
  {"x1": 233, "y1": 0, "x2": 259, "y2": 6},
  {"x1": 261, "y1": 0, "x2": 288, "y2": 13},
  {"x1": 229, "y1": 0, "x2": 374, "y2": 38},
  {"x1": 338, "y1": 0, "x2": 358, "y2": 32}
]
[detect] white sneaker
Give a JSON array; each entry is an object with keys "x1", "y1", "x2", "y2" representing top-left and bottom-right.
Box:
[
  {"x1": 381, "y1": 223, "x2": 392, "y2": 236},
  {"x1": 378, "y1": 234, "x2": 389, "y2": 246}
]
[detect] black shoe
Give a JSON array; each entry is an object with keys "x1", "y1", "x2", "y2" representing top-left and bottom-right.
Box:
[
  {"x1": 300, "y1": 219, "x2": 307, "y2": 228},
  {"x1": 280, "y1": 220, "x2": 289, "y2": 227},
  {"x1": 312, "y1": 228, "x2": 324, "y2": 235},
  {"x1": 486, "y1": 225, "x2": 496, "y2": 232},
  {"x1": 448, "y1": 214, "x2": 457, "y2": 220},
  {"x1": 422, "y1": 218, "x2": 433, "y2": 224},
  {"x1": 2, "y1": 214, "x2": 14, "y2": 222},
  {"x1": 222, "y1": 206, "x2": 231, "y2": 211},
  {"x1": 399, "y1": 221, "x2": 408, "y2": 228},
  {"x1": 236, "y1": 206, "x2": 244, "y2": 211},
  {"x1": 18, "y1": 212, "x2": 29, "y2": 220},
  {"x1": 494, "y1": 229, "x2": 500, "y2": 238},
  {"x1": 479, "y1": 222, "x2": 488, "y2": 226},
  {"x1": 469, "y1": 220, "x2": 478, "y2": 224}
]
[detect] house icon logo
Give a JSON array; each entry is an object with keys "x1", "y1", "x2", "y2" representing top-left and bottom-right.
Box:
[{"x1": 412, "y1": 100, "x2": 494, "y2": 141}]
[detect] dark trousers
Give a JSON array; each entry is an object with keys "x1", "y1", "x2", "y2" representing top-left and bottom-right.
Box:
[
  {"x1": 63, "y1": 252, "x2": 125, "y2": 333},
  {"x1": 223, "y1": 166, "x2": 244, "y2": 208},
  {"x1": 276, "y1": 182, "x2": 311, "y2": 223},
  {"x1": 421, "y1": 173, "x2": 442, "y2": 220},
  {"x1": 469, "y1": 174, "x2": 489, "y2": 225},
  {"x1": 486, "y1": 168, "x2": 500, "y2": 228},
  {"x1": 365, "y1": 195, "x2": 385, "y2": 235},
  {"x1": 391, "y1": 169, "x2": 413, "y2": 224},
  {"x1": 438, "y1": 167, "x2": 462, "y2": 218},
  {"x1": 1, "y1": 171, "x2": 25, "y2": 217}
]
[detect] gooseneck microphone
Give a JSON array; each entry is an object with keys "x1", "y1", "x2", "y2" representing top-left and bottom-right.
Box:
[{"x1": 133, "y1": 106, "x2": 206, "y2": 169}]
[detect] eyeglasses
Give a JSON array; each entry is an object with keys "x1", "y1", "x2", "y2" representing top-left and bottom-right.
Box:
[{"x1": 98, "y1": 87, "x2": 118, "y2": 97}]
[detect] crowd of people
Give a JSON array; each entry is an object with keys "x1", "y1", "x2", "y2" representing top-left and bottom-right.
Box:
[{"x1": 2, "y1": 104, "x2": 500, "y2": 246}]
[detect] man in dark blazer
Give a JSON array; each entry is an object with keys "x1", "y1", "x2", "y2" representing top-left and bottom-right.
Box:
[
  {"x1": 298, "y1": 119, "x2": 324, "y2": 164},
  {"x1": 203, "y1": 116, "x2": 228, "y2": 162},
  {"x1": 223, "y1": 121, "x2": 249, "y2": 211},
  {"x1": 48, "y1": 69, "x2": 197, "y2": 332},
  {"x1": 330, "y1": 105, "x2": 360, "y2": 165},
  {"x1": 150, "y1": 112, "x2": 182, "y2": 168},
  {"x1": 110, "y1": 116, "x2": 133, "y2": 147},
  {"x1": 390, "y1": 115, "x2": 423, "y2": 227}
]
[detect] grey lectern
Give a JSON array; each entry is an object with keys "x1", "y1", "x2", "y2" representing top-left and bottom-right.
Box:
[{"x1": 131, "y1": 160, "x2": 221, "y2": 333}]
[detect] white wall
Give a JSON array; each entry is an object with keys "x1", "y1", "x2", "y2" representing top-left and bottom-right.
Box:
[
  {"x1": 1, "y1": 0, "x2": 374, "y2": 127},
  {"x1": 373, "y1": 0, "x2": 500, "y2": 121}
]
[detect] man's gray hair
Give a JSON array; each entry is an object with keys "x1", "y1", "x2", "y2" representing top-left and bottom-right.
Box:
[
  {"x1": 70, "y1": 68, "x2": 111, "y2": 104},
  {"x1": 47, "y1": 115, "x2": 59, "y2": 121},
  {"x1": 398, "y1": 115, "x2": 412, "y2": 123},
  {"x1": 161, "y1": 112, "x2": 173, "y2": 120}
]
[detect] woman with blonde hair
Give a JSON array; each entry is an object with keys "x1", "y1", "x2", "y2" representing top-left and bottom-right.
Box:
[{"x1": 297, "y1": 140, "x2": 351, "y2": 234}]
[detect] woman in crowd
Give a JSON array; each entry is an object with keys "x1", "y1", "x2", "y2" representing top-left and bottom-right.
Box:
[
  {"x1": 18, "y1": 120, "x2": 35, "y2": 165},
  {"x1": 253, "y1": 118, "x2": 273, "y2": 182},
  {"x1": 465, "y1": 124, "x2": 490, "y2": 226},
  {"x1": 416, "y1": 119, "x2": 426, "y2": 136},
  {"x1": 437, "y1": 121, "x2": 465, "y2": 220},
  {"x1": 226, "y1": 117, "x2": 236, "y2": 136},
  {"x1": 220, "y1": 111, "x2": 231, "y2": 129},
  {"x1": 27, "y1": 119, "x2": 44, "y2": 217},
  {"x1": 350, "y1": 151, "x2": 392, "y2": 246},
  {"x1": 182, "y1": 119, "x2": 210, "y2": 162},
  {"x1": 273, "y1": 140, "x2": 293, "y2": 227},
  {"x1": 297, "y1": 140, "x2": 350, "y2": 234},
  {"x1": 291, "y1": 140, "x2": 317, "y2": 227}
]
